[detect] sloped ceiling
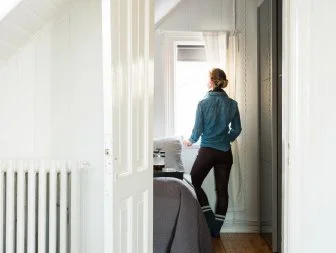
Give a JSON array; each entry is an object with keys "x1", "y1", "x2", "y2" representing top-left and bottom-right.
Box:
[
  {"x1": 0, "y1": 0, "x2": 73, "y2": 70},
  {"x1": 155, "y1": 0, "x2": 183, "y2": 26},
  {"x1": 0, "y1": 0, "x2": 179, "y2": 70},
  {"x1": 0, "y1": 0, "x2": 22, "y2": 21}
]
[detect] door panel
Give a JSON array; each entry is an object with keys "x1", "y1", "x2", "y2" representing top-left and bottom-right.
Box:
[{"x1": 103, "y1": 0, "x2": 154, "y2": 252}]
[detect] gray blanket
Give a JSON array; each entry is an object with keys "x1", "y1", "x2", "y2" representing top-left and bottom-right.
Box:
[{"x1": 154, "y1": 177, "x2": 213, "y2": 253}]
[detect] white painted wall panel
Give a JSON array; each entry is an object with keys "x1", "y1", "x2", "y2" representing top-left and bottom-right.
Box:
[
  {"x1": 0, "y1": 48, "x2": 35, "y2": 158},
  {"x1": 4, "y1": 5, "x2": 44, "y2": 34},
  {"x1": 22, "y1": 0, "x2": 58, "y2": 20},
  {"x1": 0, "y1": 0, "x2": 72, "y2": 71},
  {"x1": 234, "y1": 0, "x2": 259, "y2": 225},
  {"x1": 0, "y1": 41, "x2": 16, "y2": 59},
  {"x1": 34, "y1": 32, "x2": 52, "y2": 158},
  {"x1": 0, "y1": 0, "x2": 104, "y2": 251},
  {"x1": 153, "y1": 32, "x2": 165, "y2": 138},
  {"x1": 0, "y1": 21, "x2": 30, "y2": 48},
  {"x1": 283, "y1": 0, "x2": 336, "y2": 252},
  {"x1": 158, "y1": 0, "x2": 234, "y2": 31},
  {"x1": 48, "y1": 2, "x2": 105, "y2": 252}
]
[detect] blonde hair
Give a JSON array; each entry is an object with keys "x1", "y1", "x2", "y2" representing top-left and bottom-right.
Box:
[{"x1": 209, "y1": 68, "x2": 228, "y2": 89}]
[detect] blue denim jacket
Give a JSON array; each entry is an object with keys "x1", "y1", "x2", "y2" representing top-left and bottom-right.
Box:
[{"x1": 189, "y1": 91, "x2": 242, "y2": 152}]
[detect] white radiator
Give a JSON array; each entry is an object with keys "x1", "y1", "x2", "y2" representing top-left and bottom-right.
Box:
[{"x1": 0, "y1": 160, "x2": 85, "y2": 253}]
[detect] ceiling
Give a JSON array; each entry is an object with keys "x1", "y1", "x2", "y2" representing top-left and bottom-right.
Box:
[
  {"x1": 0, "y1": 0, "x2": 73, "y2": 70},
  {"x1": 155, "y1": 0, "x2": 183, "y2": 26},
  {"x1": 0, "y1": 0, "x2": 181, "y2": 70}
]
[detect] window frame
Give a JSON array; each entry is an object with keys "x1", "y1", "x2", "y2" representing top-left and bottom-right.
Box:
[{"x1": 162, "y1": 31, "x2": 205, "y2": 144}]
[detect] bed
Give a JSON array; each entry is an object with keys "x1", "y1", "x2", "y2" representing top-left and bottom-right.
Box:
[{"x1": 153, "y1": 177, "x2": 213, "y2": 253}]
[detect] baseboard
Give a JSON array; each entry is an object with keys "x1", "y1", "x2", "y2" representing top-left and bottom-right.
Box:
[
  {"x1": 261, "y1": 220, "x2": 272, "y2": 233},
  {"x1": 221, "y1": 220, "x2": 259, "y2": 233}
]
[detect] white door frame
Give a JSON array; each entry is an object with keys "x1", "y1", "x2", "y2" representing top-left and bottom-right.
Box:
[
  {"x1": 101, "y1": 0, "x2": 313, "y2": 252},
  {"x1": 282, "y1": 0, "x2": 309, "y2": 252},
  {"x1": 282, "y1": 0, "x2": 297, "y2": 251}
]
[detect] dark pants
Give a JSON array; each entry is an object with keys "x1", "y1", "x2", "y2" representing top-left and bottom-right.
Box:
[{"x1": 191, "y1": 147, "x2": 233, "y2": 220}]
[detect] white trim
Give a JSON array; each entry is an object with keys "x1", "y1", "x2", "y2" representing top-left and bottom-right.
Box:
[
  {"x1": 220, "y1": 221, "x2": 259, "y2": 233},
  {"x1": 282, "y1": 1, "x2": 291, "y2": 252},
  {"x1": 161, "y1": 31, "x2": 204, "y2": 136},
  {"x1": 282, "y1": 0, "x2": 312, "y2": 252},
  {"x1": 102, "y1": 0, "x2": 113, "y2": 251}
]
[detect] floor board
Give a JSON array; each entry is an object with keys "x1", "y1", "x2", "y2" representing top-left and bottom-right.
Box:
[{"x1": 212, "y1": 233, "x2": 273, "y2": 253}]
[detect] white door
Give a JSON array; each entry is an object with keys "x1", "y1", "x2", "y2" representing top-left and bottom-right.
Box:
[{"x1": 103, "y1": 0, "x2": 154, "y2": 252}]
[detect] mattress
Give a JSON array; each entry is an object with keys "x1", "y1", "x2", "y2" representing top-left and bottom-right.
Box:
[{"x1": 153, "y1": 177, "x2": 213, "y2": 253}]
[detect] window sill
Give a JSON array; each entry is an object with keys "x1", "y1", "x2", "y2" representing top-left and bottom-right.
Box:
[{"x1": 182, "y1": 144, "x2": 200, "y2": 150}]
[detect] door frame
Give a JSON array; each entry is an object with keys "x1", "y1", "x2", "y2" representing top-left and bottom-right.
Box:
[
  {"x1": 282, "y1": 0, "x2": 293, "y2": 251},
  {"x1": 101, "y1": 0, "x2": 306, "y2": 252},
  {"x1": 282, "y1": 0, "x2": 307, "y2": 252}
]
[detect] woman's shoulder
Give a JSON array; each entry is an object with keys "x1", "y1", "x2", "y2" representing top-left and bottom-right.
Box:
[
  {"x1": 227, "y1": 96, "x2": 238, "y2": 106},
  {"x1": 199, "y1": 96, "x2": 209, "y2": 105}
]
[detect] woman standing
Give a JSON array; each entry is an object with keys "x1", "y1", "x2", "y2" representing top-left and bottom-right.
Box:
[{"x1": 183, "y1": 68, "x2": 242, "y2": 238}]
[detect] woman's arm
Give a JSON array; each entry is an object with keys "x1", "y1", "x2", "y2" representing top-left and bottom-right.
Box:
[
  {"x1": 228, "y1": 103, "x2": 242, "y2": 142},
  {"x1": 189, "y1": 102, "x2": 204, "y2": 144}
]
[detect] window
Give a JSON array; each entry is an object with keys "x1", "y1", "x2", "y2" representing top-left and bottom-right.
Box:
[{"x1": 174, "y1": 44, "x2": 210, "y2": 142}]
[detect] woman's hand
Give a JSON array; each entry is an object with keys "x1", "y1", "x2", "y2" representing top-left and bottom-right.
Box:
[{"x1": 183, "y1": 139, "x2": 193, "y2": 147}]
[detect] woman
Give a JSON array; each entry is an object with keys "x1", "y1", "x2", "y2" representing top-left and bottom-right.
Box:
[{"x1": 183, "y1": 68, "x2": 242, "y2": 238}]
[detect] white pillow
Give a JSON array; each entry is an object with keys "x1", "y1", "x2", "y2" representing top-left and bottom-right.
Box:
[{"x1": 153, "y1": 136, "x2": 185, "y2": 172}]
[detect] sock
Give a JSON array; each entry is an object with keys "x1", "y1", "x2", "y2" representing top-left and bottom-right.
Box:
[
  {"x1": 211, "y1": 214, "x2": 226, "y2": 236},
  {"x1": 201, "y1": 205, "x2": 215, "y2": 230}
]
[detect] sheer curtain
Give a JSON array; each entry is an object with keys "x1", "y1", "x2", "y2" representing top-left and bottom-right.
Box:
[{"x1": 203, "y1": 32, "x2": 244, "y2": 213}]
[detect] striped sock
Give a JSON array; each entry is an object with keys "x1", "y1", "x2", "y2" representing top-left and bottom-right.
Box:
[
  {"x1": 201, "y1": 205, "x2": 215, "y2": 229},
  {"x1": 211, "y1": 214, "x2": 226, "y2": 236}
]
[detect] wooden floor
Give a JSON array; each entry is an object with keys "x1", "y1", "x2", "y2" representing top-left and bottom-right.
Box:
[{"x1": 212, "y1": 233, "x2": 272, "y2": 253}]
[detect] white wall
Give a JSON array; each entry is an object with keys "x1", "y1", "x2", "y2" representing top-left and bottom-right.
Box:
[
  {"x1": 155, "y1": 0, "x2": 181, "y2": 24},
  {"x1": 154, "y1": 0, "x2": 259, "y2": 232},
  {"x1": 158, "y1": 0, "x2": 234, "y2": 31},
  {"x1": 0, "y1": 0, "x2": 104, "y2": 251},
  {"x1": 283, "y1": 0, "x2": 336, "y2": 252},
  {"x1": 234, "y1": 0, "x2": 259, "y2": 228},
  {"x1": 0, "y1": 44, "x2": 40, "y2": 158}
]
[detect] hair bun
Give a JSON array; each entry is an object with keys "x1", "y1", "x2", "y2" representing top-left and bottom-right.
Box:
[
  {"x1": 214, "y1": 79, "x2": 228, "y2": 88},
  {"x1": 210, "y1": 68, "x2": 228, "y2": 88}
]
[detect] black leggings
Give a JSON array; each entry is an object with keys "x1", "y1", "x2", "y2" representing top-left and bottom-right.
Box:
[{"x1": 191, "y1": 147, "x2": 233, "y2": 216}]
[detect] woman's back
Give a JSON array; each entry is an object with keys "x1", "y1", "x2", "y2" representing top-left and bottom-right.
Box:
[{"x1": 196, "y1": 91, "x2": 241, "y2": 152}]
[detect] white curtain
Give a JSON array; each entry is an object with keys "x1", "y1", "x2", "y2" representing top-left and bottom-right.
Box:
[
  {"x1": 203, "y1": 32, "x2": 244, "y2": 213},
  {"x1": 203, "y1": 32, "x2": 227, "y2": 72}
]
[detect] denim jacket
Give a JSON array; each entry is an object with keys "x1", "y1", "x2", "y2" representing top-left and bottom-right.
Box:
[{"x1": 189, "y1": 91, "x2": 242, "y2": 152}]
